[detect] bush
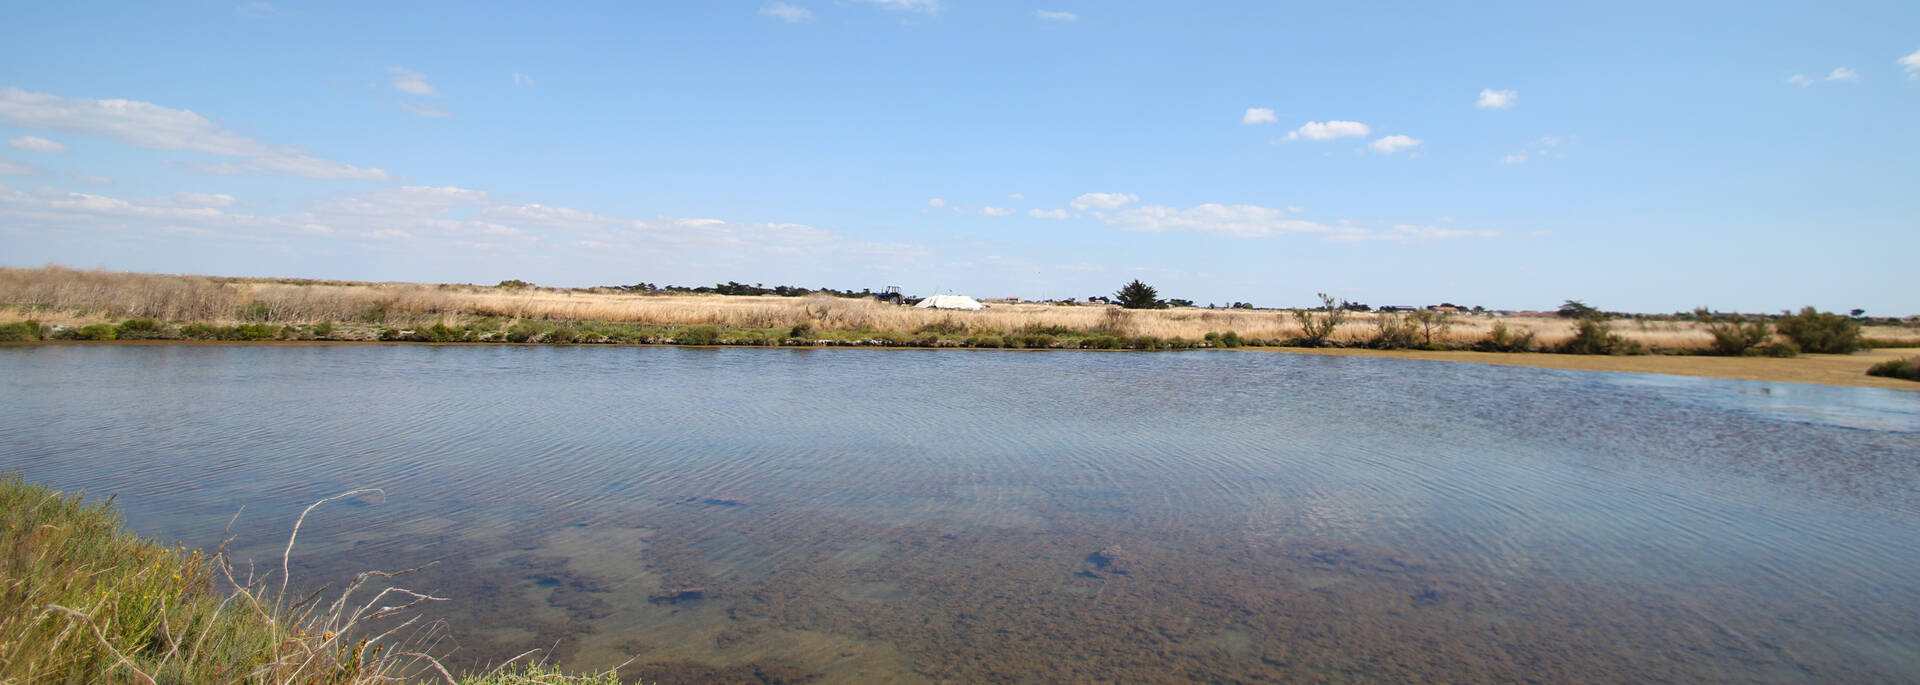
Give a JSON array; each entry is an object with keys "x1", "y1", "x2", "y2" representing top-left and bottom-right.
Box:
[
  {"x1": 915, "y1": 319, "x2": 967, "y2": 336},
  {"x1": 311, "y1": 321, "x2": 335, "y2": 339},
  {"x1": 672, "y1": 324, "x2": 720, "y2": 345},
  {"x1": 1695, "y1": 308, "x2": 1773, "y2": 355},
  {"x1": 1205, "y1": 331, "x2": 1244, "y2": 348},
  {"x1": 496, "y1": 279, "x2": 533, "y2": 289},
  {"x1": 114, "y1": 318, "x2": 164, "y2": 339},
  {"x1": 1408, "y1": 309, "x2": 1453, "y2": 348},
  {"x1": 59, "y1": 324, "x2": 119, "y2": 341},
  {"x1": 1775, "y1": 307, "x2": 1862, "y2": 354},
  {"x1": 1371, "y1": 313, "x2": 1419, "y2": 349},
  {"x1": 1867, "y1": 356, "x2": 1920, "y2": 381},
  {"x1": 1291, "y1": 293, "x2": 1348, "y2": 347},
  {"x1": 788, "y1": 323, "x2": 812, "y2": 339},
  {"x1": 1559, "y1": 317, "x2": 1649, "y2": 355},
  {"x1": 1474, "y1": 322, "x2": 1536, "y2": 352},
  {"x1": 0, "y1": 320, "x2": 45, "y2": 342}
]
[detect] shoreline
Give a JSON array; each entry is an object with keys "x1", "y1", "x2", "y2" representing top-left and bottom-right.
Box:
[{"x1": 9, "y1": 338, "x2": 1916, "y2": 392}]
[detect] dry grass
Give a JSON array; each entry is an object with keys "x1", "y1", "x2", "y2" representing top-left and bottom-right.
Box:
[{"x1": 4, "y1": 265, "x2": 1916, "y2": 350}]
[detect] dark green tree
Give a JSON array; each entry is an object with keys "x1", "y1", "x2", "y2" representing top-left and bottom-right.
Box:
[
  {"x1": 1113, "y1": 280, "x2": 1164, "y2": 309},
  {"x1": 1557, "y1": 299, "x2": 1598, "y2": 319},
  {"x1": 1775, "y1": 307, "x2": 1862, "y2": 354}
]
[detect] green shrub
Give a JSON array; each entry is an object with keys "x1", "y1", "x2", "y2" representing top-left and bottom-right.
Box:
[
  {"x1": 0, "y1": 320, "x2": 45, "y2": 342},
  {"x1": 966, "y1": 335, "x2": 1004, "y2": 348},
  {"x1": 311, "y1": 321, "x2": 335, "y2": 339},
  {"x1": 1291, "y1": 294, "x2": 1349, "y2": 347},
  {"x1": 232, "y1": 324, "x2": 277, "y2": 341},
  {"x1": 1559, "y1": 317, "x2": 1649, "y2": 355},
  {"x1": 60, "y1": 324, "x2": 120, "y2": 341},
  {"x1": 113, "y1": 319, "x2": 164, "y2": 339},
  {"x1": 789, "y1": 323, "x2": 812, "y2": 338},
  {"x1": 1009, "y1": 333, "x2": 1056, "y2": 349},
  {"x1": 504, "y1": 322, "x2": 544, "y2": 343},
  {"x1": 915, "y1": 319, "x2": 967, "y2": 336},
  {"x1": 1775, "y1": 307, "x2": 1862, "y2": 354},
  {"x1": 1866, "y1": 356, "x2": 1920, "y2": 381},
  {"x1": 1371, "y1": 313, "x2": 1419, "y2": 349},
  {"x1": 496, "y1": 279, "x2": 533, "y2": 289},
  {"x1": 410, "y1": 322, "x2": 467, "y2": 343},
  {"x1": 1474, "y1": 322, "x2": 1535, "y2": 352},
  {"x1": 1694, "y1": 308, "x2": 1774, "y2": 355},
  {"x1": 672, "y1": 324, "x2": 720, "y2": 345}
]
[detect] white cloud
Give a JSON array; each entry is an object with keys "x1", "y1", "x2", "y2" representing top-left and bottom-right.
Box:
[
  {"x1": 761, "y1": 3, "x2": 814, "y2": 21},
  {"x1": 1437, "y1": 216, "x2": 1456, "y2": 223},
  {"x1": 1035, "y1": 10, "x2": 1076, "y2": 21},
  {"x1": 1368, "y1": 135, "x2": 1421, "y2": 154},
  {"x1": 0, "y1": 87, "x2": 387, "y2": 180},
  {"x1": 68, "y1": 172, "x2": 112, "y2": 185},
  {"x1": 0, "y1": 158, "x2": 44, "y2": 176},
  {"x1": 1007, "y1": 193, "x2": 1023, "y2": 199},
  {"x1": 861, "y1": 0, "x2": 938, "y2": 12},
  {"x1": 1502, "y1": 153, "x2": 1528, "y2": 164},
  {"x1": 400, "y1": 102, "x2": 452, "y2": 118},
  {"x1": 387, "y1": 67, "x2": 438, "y2": 96},
  {"x1": 1028, "y1": 208, "x2": 1070, "y2": 219},
  {"x1": 1476, "y1": 88, "x2": 1518, "y2": 109},
  {"x1": 237, "y1": 2, "x2": 274, "y2": 17},
  {"x1": 9, "y1": 136, "x2": 66, "y2": 153},
  {"x1": 1330, "y1": 224, "x2": 1498, "y2": 242},
  {"x1": 180, "y1": 156, "x2": 390, "y2": 180},
  {"x1": 512, "y1": 72, "x2": 534, "y2": 87},
  {"x1": 1826, "y1": 67, "x2": 1859, "y2": 82},
  {"x1": 927, "y1": 198, "x2": 946, "y2": 208},
  {"x1": 1786, "y1": 74, "x2": 1815, "y2": 87},
  {"x1": 980, "y1": 206, "x2": 1014, "y2": 217},
  {"x1": 1286, "y1": 205, "x2": 1305, "y2": 213},
  {"x1": 1102, "y1": 203, "x2": 1354, "y2": 239},
  {"x1": 1539, "y1": 136, "x2": 1561, "y2": 147},
  {"x1": 1283, "y1": 120, "x2": 1370, "y2": 141},
  {"x1": 1069, "y1": 192, "x2": 1139, "y2": 210},
  {"x1": 1241, "y1": 107, "x2": 1277, "y2": 125},
  {"x1": 1902, "y1": 49, "x2": 1920, "y2": 78}
]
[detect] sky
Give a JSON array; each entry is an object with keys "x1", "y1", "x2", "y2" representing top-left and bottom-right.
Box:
[{"x1": 2, "y1": 1, "x2": 1916, "y2": 314}]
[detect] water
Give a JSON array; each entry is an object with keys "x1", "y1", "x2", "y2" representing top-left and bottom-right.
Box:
[{"x1": 3, "y1": 344, "x2": 1917, "y2": 682}]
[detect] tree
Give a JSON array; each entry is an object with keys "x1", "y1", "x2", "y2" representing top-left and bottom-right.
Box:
[
  {"x1": 1291, "y1": 293, "x2": 1349, "y2": 346},
  {"x1": 1558, "y1": 300, "x2": 1598, "y2": 319},
  {"x1": 1775, "y1": 307, "x2": 1862, "y2": 354},
  {"x1": 1113, "y1": 280, "x2": 1164, "y2": 309},
  {"x1": 1406, "y1": 308, "x2": 1453, "y2": 347},
  {"x1": 1695, "y1": 308, "x2": 1773, "y2": 356}
]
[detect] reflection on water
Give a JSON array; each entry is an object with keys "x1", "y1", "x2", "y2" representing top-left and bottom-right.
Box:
[{"x1": 3, "y1": 345, "x2": 1917, "y2": 682}]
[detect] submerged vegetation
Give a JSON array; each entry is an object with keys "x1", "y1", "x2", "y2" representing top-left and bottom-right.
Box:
[{"x1": 0, "y1": 473, "x2": 617, "y2": 684}]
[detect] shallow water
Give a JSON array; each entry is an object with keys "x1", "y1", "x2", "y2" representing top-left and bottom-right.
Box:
[{"x1": 3, "y1": 344, "x2": 1917, "y2": 683}]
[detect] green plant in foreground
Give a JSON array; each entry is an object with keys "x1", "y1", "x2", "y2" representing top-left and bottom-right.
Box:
[
  {"x1": 0, "y1": 473, "x2": 619, "y2": 684},
  {"x1": 1866, "y1": 356, "x2": 1920, "y2": 381}
]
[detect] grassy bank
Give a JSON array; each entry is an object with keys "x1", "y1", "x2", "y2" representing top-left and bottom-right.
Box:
[{"x1": 0, "y1": 473, "x2": 617, "y2": 684}]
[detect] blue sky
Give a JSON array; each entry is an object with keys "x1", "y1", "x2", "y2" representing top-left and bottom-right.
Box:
[{"x1": 2, "y1": 1, "x2": 1916, "y2": 313}]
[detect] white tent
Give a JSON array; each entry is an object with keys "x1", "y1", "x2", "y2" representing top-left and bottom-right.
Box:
[{"x1": 914, "y1": 294, "x2": 986, "y2": 310}]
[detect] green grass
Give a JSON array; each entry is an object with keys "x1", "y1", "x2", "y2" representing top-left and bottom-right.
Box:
[{"x1": 0, "y1": 473, "x2": 620, "y2": 684}]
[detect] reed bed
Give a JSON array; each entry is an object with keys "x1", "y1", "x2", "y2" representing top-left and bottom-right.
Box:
[{"x1": 3, "y1": 265, "x2": 1914, "y2": 350}]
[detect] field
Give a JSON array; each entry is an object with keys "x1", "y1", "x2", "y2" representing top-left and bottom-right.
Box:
[{"x1": 3, "y1": 265, "x2": 1917, "y2": 389}]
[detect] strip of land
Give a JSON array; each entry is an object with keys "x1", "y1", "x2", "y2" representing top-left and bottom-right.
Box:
[{"x1": 3, "y1": 266, "x2": 1916, "y2": 391}]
